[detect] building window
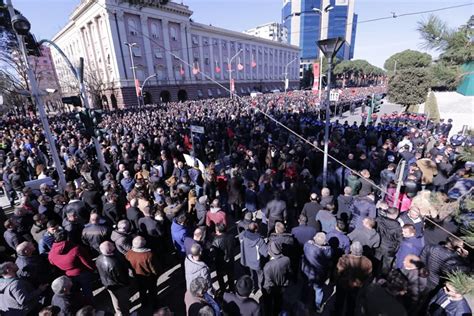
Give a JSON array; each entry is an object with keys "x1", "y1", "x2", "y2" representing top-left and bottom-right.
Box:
[
  {"x1": 154, "y1": 49, "x2": 163, "y2": 59},
  {"x1": 128, "y1": 18, "x2": 138, "y2": 35},
  {"x1": 132, "y1": 46, "x2": 142, "y2": 57},
  {"x1": 151, "y1": 22, "x2": 159, "y2": 39},
  {"x1": 204, "y1": 57, "x2": 210, "y2": 65},
  {"x1": 170, "y1": 27, "x2": 177, "y2": 41},
  {"x1": 192, "y1": 36, "x2": 199, "y2": 45},
  {"x1": 155, "y1": 65, "x2": 165, "y2": 80}
]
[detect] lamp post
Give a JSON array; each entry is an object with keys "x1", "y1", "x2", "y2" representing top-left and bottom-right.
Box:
[
  {"x1": 228, "y1": 48, "x2": 243, "y2": 99},
  {"x1": 312, "y1": 5, "x2": 333, "y2": 100},
  {"x1": 317, "y1": 37, "x2": 345, "y2": 187},
  {"x1": 284, "y1": 57, "x2": 298, "y2": 93},
  {"x1": 39, "y1": 39, "x2": 106, "y2": 171},
  {"x1": 124, "y1": 42, "x2": 141, "y2": 107},
  {"x1": 140, "y1": 73, "x2": 158, "y2": 106},
  {"x1": 5, "y1": 1, "x2": 67, "y2": 190}
]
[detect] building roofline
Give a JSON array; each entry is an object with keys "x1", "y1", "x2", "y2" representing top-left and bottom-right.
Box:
[{"x1": 191, "y1": 22, "x2": 298, "y2": 50}]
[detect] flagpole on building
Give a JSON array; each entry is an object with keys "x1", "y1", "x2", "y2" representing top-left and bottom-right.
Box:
[
  {"x1": 124, "y1": 42, "x2": 141, "y2": 107},
  {"x1": 228, "y1": 49, "x2": 243, "y2": 99}
]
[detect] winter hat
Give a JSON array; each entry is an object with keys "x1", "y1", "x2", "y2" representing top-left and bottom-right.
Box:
[
  {"x1": 235, "y1": 275, "x2": 253, "y2": 297},
  {"x1": 350, "y1": 241, "x2": 363, "y2": 256}
]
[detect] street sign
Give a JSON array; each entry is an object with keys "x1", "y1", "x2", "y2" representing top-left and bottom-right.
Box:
[
  {"x1": 329, "y1": 91, "x2": 339, "y2": 102},
  {"x1": 190, "y1": 125, "x2": 204, "y2": 134}
]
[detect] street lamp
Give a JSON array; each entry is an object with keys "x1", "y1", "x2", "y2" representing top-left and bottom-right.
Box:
[
  {"x1": 312, "y1": 5, "x2": 334, "y2": 100},
  {"x1": 317, "y1": 36, "x2": 345, "y2": 188},
  {"x1": 140, "y1": 73, "x2": 158, "y2": 106},
  {"x1": 228, "y1": 48, "x2": 243, "y2": 99},
  {"x1": 5, "y1": 0, "x2": 67, "y2": 190},
  {"x1": 11, "y1": 13, "x2": 30, "y2": 35},
  {"x1": 284, "y1": 57, "x2": 298, "y2": 93},
  {"x1": 124, "y1": 42, "x2": 141, "y2": 107}
]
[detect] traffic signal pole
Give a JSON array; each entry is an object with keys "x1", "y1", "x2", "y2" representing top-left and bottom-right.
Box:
[
  {"x1": 39, "y1": 39, "x2": 106, "y2": 171},
  {"x1": 77, "y1": 58, "x2": 107, "y2": 172},
  {"x1": 5, "y1": 0, "x2": 66, "y2": 190}
]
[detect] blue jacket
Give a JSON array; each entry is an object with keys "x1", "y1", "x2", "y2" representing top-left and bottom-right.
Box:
[
  {"x1": 429, "y1": 287, "x2": 472, "y2": 316},
  {"x1": 349, "y1": 196, "x2": 376, "y2": 229},
  {"x1": 120, "y1": 177, "x2": 135, "y2": 193},
  {"x1": 244, "y1": 188, "x2": 258, "y2": 212},
  {"x1": 239, "y1": 230, "x2": 268, "y2": 270},
  {"x1": 291, "y1": 224, "x2": 317, "y2": 247},
  {"x1": 395, "y1": 236, "x2": 424, "y2": 269},
  {"x1": 326, "y1": 229, "x2": 350, "y2": 255},
  {"x1": 301, "y1": 242, "x2": 332, "y2": 284},
  {"x1": 171, "y1": 220, "x2": 189, "y2": 257}
]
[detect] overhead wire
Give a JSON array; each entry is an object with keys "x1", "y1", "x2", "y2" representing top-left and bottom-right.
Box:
[{"x1": 84, "y1": 0, "x2": 474, "y2": 249}]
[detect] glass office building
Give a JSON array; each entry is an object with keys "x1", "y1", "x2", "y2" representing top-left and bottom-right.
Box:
[{"x1": 282, "y1": 0, "x2": 357, "y2": 61}]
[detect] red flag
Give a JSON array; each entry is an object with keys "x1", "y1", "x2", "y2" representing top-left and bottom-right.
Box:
[
  {"x1": 134, "y1": 79, "x2": 141, "y2": 96},
  {"x1": 237, "y1": 58, "x2": 244, "y2": 71},
  {"x1": 192, "y1": 63, "x2": 200, "y2": 75},
  {"x1": 215, "y1": 61, "x2": 221, "y2": 73},
  {"x1": 179, "y1": 64, "x2": 185, "y2": 76},
  {"x1": 312, "y1": 62, "x2": 320, "y2": 94},
  {"x1": 251, "y1": 54, "x2": 257, "y2": 68}
]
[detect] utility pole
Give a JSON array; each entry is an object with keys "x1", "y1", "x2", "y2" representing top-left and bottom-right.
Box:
[{"x1": 5, "y1": 0, "x2": 66, "y2": 190}]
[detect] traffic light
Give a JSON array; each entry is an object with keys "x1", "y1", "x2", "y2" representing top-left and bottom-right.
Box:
[
  {"x1": 372, "y1": 95, "x2": 384, "y2": 114},
  {"x1": 62, "y1": 96, "x2": 82, "y2": 107},
  {"x1": 24, "y1": 33, "x2": 41, "y2": 56}
]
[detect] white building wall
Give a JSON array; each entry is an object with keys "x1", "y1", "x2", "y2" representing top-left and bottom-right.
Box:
[{"x1": 51, "y1": 0, "x2": 299, "y2": 106}]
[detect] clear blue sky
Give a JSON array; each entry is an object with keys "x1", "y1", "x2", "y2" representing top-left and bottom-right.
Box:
[{"x1": 12, "y1": 0, "x2": 473, "y2": 68}]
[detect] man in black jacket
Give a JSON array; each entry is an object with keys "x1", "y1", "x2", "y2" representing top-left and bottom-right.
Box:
[
  {"x1": 269, "y1": 222, "x2": 297, "y2": 279},
  {"x1": 81, "y1": 213, "x2": 110, "y2": 255},
  {"x1": 211, "y1": 223, "x2": 235, "y2": 291},
  {"x1": 263, "y1": 241, "x2": 292, "y2": 316},
  {"x1": 96, "y1": 241, "x2": 131, "y2": 315},
  {"x1": 375, "y1": 206, "x2": 402, "y2": 275},
  {"x1": 300, "y1": 193, "x2": 322, "y2": 232},
  {"x1": 223, "y1": 276, "x2": 261, "y2": 316}
]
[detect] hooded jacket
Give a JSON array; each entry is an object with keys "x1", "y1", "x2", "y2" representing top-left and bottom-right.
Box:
[
  {"x1": 0, "y1": 277, "x2": 42, "y2": 315},
  {"x1": 184, "y1": 255, "x2": 211, "y2": 290},
  {"x1": 48, "y1": 241, "x2": 95, "y2": 277},
  {"x1": 239, "y1": 230, "x2": 268, "y2": 270}
]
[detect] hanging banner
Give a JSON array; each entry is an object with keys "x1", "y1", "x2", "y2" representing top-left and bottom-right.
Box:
[
  {"x1": 312, "y1": 62, "x2": 320, "y2": 94},
  {"x1": 135, "y1": 79, "x2": 141, "y2": 96}
]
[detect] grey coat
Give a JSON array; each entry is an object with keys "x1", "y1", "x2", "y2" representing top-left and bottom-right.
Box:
[
  {"x1": 184, "y1": 255, "x2": 211, "y2": 290},
  {"x1": 0, "y1": 278, "x2": 42, "y2": 315}
]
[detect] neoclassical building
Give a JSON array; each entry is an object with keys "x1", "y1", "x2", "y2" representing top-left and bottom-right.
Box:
[{"x1": 51, "y1": 0, "x2": 300, "y2": 109}]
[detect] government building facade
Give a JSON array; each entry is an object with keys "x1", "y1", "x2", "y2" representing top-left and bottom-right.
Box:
[{"x1": 51, "y1": 0, "x2": 300, "y2": 109}]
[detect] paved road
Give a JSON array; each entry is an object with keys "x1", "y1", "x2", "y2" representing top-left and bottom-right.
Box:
[{"x1": 331, "y1": 101, "x2": 404, "y2": 125}]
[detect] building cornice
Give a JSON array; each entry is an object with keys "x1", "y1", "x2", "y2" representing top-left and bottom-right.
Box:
[{"x1": 190, "y1": 22, "x2": 299, "y2": 50}]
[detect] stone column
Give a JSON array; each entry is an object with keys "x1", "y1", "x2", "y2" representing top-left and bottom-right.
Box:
[
  {"x1": 161, "y1": 18, "x2": 174, "y2": 82},
  {"x1": 140, "y1": 15, "x2": 155, "y2": 78}
]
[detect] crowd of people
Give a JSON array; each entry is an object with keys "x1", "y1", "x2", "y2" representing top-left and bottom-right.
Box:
[{"x1": 0, "y1": 89, "x2": 472, "y2": 316}]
